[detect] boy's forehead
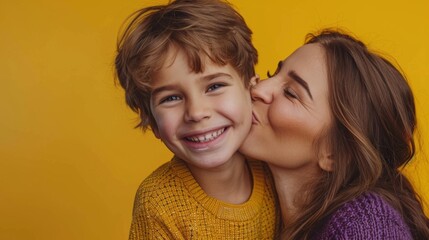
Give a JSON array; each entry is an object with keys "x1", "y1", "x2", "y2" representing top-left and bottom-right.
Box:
[
  {"x1": 155, "y1": 46, "x2": 232, "y2": 77},
  {"x1": 150, "y1": 49, "x2": 243, "y2": 88}
]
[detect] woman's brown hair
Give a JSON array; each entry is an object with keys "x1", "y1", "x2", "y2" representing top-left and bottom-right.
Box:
[{"x1": 286, "y1": 29, "x2": 429, "y2": 239}]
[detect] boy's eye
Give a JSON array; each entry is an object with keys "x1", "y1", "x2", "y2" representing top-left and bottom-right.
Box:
[
  {"x1": 160, "y1": 95, "x2": 181, "y2": 104},
  {"x1": 284, "y1": 87, "x2": 298, "y2": 99},
  {"x1": 207, "y1": 83, "x2": 225, "y2": 92}
]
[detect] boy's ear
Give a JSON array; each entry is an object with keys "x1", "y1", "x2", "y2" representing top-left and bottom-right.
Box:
[
  {"x1": 249, "y1": 74, "x2": 260, "y2": 88},
  {"x1": 318, "y1": 153, "x2": 334, "y2": 172}
]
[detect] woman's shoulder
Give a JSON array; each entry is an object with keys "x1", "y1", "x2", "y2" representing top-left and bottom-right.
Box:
[{"x1": 315, "y1": 192, "x2": 413, "y2": 239}]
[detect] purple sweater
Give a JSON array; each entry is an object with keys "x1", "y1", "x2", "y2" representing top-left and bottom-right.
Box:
[{"x1": 313, "y1": 192, "x2": 413, "y2": 239}]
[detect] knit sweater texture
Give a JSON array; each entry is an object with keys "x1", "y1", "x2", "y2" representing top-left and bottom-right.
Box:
[
  {"x1": 313, "y1": 192, "x2": 413, "y2": 239},
  {"x1": 129, "y1": 157, "x2": 280, "y2": 239}
]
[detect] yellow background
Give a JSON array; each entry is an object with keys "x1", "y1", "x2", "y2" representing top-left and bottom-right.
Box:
[{"x1": 1, "y1": 0, "x2": 428, "y2": 239}]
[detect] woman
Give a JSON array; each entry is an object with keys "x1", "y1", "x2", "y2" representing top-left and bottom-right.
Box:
[{"x1": 241, "y1": 30, "x2": 429, "y2": 239}]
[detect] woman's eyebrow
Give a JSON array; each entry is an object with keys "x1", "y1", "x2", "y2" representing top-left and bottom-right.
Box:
[{"x1": 288, "y1": 70, "x2": 313, "y2": 100}]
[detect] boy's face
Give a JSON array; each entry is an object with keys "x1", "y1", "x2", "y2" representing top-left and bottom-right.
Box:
[{"x1": 150, "y1": 47, "x2": 252, "y2": 170}]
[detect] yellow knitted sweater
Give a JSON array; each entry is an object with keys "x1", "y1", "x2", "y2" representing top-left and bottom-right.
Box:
[{"x1": 129, "y1": 157, "x2": 280, "y2": 239}]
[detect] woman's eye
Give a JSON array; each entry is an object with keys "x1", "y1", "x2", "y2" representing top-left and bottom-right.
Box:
[
  {"x1": 207, "y1": 83, "x2": 225, "y2": 92},
  {"x1": 160, "y1": 95, "x2": 181, "y2": 104},
  {"x1": 284, "y1": 87, "x2": 298, "y2": 99}
]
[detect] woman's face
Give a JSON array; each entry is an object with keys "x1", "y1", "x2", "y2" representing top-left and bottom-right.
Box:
[{"x1": 240, "y1": 43, "x2": 332, "y2": 171}]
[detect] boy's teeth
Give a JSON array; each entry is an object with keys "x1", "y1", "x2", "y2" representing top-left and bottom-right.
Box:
[{"x1": 186, "y1": 128, "x2": 225, "y2": 143}]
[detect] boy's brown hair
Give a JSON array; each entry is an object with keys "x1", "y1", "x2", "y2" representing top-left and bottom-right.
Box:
[{"x1": 115, "y1": 0, "x2": 258, "y2": 131}]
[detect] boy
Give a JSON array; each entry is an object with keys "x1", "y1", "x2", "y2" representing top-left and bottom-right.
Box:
[{"x1": 115, "y1": 0, "x2": 279, "y2": 239}]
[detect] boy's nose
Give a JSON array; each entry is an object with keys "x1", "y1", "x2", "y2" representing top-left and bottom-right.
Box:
[
  {"x1": 184, "y1": 99, "x2": 211, "y2": 122},
  {"x1": 251, "y1": 79, "x2": 274, "y2": 104}
]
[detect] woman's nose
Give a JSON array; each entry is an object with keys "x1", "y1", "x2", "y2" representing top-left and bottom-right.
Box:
[{"x1": 251, "y1": 79, "x2": 274, "y2": 104}]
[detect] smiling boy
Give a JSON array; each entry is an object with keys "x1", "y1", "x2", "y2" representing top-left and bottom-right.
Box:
[{"x1": 115, "y1": 0, "x2": 279, "y2": 239}]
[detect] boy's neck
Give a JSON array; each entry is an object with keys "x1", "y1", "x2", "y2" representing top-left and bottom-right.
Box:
[{"x1": 187, "y1": 153, "x2": 252, "y2": 204}]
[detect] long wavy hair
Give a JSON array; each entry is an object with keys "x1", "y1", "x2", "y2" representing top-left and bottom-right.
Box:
[{"x1": 285, "y1": 29, "x2": 429, "y2": 239}]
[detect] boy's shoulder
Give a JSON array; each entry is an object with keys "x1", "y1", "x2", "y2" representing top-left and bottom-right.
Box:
[{"x1": 133, "y1": 157, "x2": 188, "y2": 204}]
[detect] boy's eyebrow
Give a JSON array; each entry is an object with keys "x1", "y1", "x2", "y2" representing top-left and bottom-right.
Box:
[
  {"x1": 288, "y1": 70, "x2": 313, "y2": 100},
  {"x1": 151, "y1": 85, "x2": 176, "y2": 97},
  {"x1": 201, "y1": 72, "x2": 232, "y2": 81}
]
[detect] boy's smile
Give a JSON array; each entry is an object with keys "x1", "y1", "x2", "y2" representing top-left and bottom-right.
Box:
[
  {"x1": 150, "y1": 46, "x2": 252, "y2": 170},
  {"x1": 183, "y1": 127, "x2": 226, "y2": 145}
]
